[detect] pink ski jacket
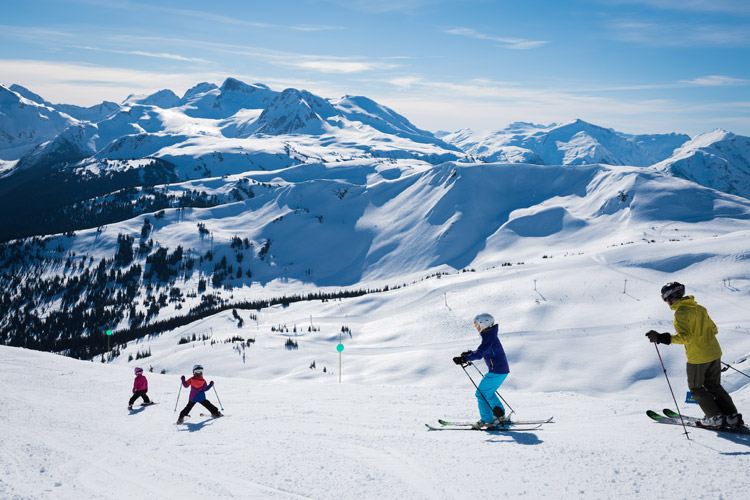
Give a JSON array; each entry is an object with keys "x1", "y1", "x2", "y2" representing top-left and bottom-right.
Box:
[{"x1": 133, "y1": 374, "x2": 148, "y2": 393}]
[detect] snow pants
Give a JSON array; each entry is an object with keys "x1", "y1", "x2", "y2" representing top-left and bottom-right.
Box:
[
  {"x1": 686, "y1": 359, "x2": 737, "y2": 418},
  {"x1": 129, "y1": 390, "x2": 151, "y2": 406},
  {"x1": 476, "y1": 372, "x2": 508, "y2": 422},
  {"x1": 179, "y1": 399, "x2": 220, "y2": 419}
]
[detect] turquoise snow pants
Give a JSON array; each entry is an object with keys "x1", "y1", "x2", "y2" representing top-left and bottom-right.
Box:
[{"x1": 476, "y1": 372, "x2": 508, "y2": 422}]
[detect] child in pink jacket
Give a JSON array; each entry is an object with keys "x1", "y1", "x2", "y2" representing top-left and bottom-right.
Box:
[{"x1": 128, "y1": 367, "x2": 152, "y2": 410}]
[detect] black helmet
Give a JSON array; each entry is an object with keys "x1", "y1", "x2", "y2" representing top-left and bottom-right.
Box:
[{"x1": 660, "y1": 282, "x2": 685, "y2": 303}]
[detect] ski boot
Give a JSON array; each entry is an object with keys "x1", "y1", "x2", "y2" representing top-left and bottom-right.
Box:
[
  {"x1": 698, "y1": 414, "x2": 725, "y2": 429},
  {"x1": 726, "y1": 413, "x2": 744, "y2": 428}
]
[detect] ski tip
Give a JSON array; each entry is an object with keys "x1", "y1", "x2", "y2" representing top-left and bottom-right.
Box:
[{"x1": 646, "y1": 410, "x2": 663, "y2": 420}]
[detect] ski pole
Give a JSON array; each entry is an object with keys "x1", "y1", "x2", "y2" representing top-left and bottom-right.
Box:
[
  {"x1": 653, "y1": 343, "x2": 690, "y2": 440},
  {"x1": 721, "y1": 361, "x2": 750, "y2": 379},
  {"x1": 213, "y1": 385, "x2": 224, "y2": 411},
  {"x1": 471, "y1": 363, "x2": 515, "y2": 415},
  {"x1": 459, "y1": 362, "x2": 502, "y2": 421},
  {"x1": 173, "y1": 382, "x2": 182, "y2": 413}
]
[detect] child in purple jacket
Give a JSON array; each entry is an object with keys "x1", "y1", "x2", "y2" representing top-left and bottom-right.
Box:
[
  {"x1": 453, "y1": 313, "x2": 510, "y2": 428},
  {"x1": 128, "y1": 367, "x2": 152, "y2": 410}
]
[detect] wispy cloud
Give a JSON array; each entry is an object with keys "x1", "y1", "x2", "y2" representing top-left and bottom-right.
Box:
[
  {"x1": 376, "y1": 73, "x2": 750, "y2": 135},
  {"x1": 74, "y1": 46, "x2": 210, "y2": 63},
  {"x1": 682, "y1": 75, "x2": 750, "y2": 86},
  {"x1": 446, "y1": 27, "x2": 549, "y2": 50},
  {"x1": 71, "y1": 0, "x2": 344, "y2": 31},
  {"x1": 611, "y1": 19, "x2": 750, "y2": 46},
  {"x1": 280, "y1": 60, "x2": 398, "y2": 74}
]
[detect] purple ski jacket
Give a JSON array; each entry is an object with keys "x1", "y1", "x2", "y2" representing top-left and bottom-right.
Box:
[{"x1": 464, "y1": 324, "x2": 510, "y2": 374}]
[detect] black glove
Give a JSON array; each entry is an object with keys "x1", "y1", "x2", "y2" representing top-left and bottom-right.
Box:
[
  {"x1": 645, "y1": 330, "x2": 671, "y2": 345},
  {"x1": 461, "y1": 351, "x2": 472, "y2": 357},
  {"x1": 453, "y1": 356, "x2": 467, "y2": 365}
]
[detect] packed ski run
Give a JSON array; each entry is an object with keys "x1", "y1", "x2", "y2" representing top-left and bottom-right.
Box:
[{"x1": 2, "y1": 244, "x2": 750, "y2": 499}]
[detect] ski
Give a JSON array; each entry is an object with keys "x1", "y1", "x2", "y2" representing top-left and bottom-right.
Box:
[
  {"x1": 426, "y1": 423, "x2": 542, "y2": 432},
  {"x1": 646, "y1": 410, "x2": 750, "y2": 435},
  {"x1": 199, "y1": 413, "x2": 226, "y2": 418},
  {"x1": 128, "y1": 402, "x2": 157, "y2": 411},
  {"x1": 438, "y1": 417, "x2": 553, "y2": 427}
]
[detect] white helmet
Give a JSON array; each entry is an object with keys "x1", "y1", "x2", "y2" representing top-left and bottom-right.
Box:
[
  {"x1": 473, "y1": 313, "x2": 495, "y2": 331},
  {"x1": 192, "y1": 364, "x2": 203, "y2": 374}
]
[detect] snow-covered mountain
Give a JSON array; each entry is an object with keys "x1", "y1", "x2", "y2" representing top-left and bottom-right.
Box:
[
  {"x1": 2, "y1": 77, "x2": 750, "y2": 352},
  {"x1": 0, "y1": 85, "x2": 78, "y2": 161},
  {"x1": 1, "y1": 79, "x2": 460, "y2": 185},
  {"x1": 3, "y1": 79, "x2": 750, "y2": 500},
  {"x1": 654, "y1": 129, "x2": 750, "y2": 199},
  {"x1": 441, "y1": 120, "x2": 691, "y2": 167}
]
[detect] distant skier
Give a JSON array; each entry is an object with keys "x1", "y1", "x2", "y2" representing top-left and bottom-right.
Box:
[
  {"x1": 646, "y1": 282, "x2": 744, "y2": 428},
  {"x1": 176, "y1": 364, "x2": 222, "y2": 423},
  {"x1": 453, "y1": 313, "x2": 510, "y2": 428},
  {"x1": 128, "y1": 367, "x2": 152, "y2": 410}
]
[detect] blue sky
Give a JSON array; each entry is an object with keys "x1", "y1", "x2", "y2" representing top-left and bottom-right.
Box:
[{"x1": 1, "y1": 0, "x2": 749, "y2": 136}]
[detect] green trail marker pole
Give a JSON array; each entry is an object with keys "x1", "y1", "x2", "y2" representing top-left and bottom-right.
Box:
[
  {"x1": 106, "y1": 329, "x2": 113, "y2": 362},
  {"x1": 337, "y1": 331, "x2": 345, "y2": 383}
]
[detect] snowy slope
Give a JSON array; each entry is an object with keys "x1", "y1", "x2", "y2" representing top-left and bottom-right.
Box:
[
  {"x1": 28, "y1": 159, "x2": 750, "y2": 288},
  {"x1": 2, "y1": 237, "x2": 750, "y2": 499},
  {"x1": 654, "y1": 129, "x2": 750, "y2": 199}
]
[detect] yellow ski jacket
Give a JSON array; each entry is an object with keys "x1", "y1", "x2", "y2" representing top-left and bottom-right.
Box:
[{"x1": 669, "y1": 296, "x2": 722, "y2": 364}]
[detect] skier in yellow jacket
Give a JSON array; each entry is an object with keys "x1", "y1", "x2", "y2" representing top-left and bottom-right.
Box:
[{"x1": 646, "y1": 282, "x2": 743, "y2": 429}]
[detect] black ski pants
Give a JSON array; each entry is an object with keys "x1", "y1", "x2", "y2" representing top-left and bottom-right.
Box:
[
  {"x1": 686, "y1": 358, "x2": 737, "y2": 418},
  {"x1": 129, "y1": 390, "x2": 151, "y2": 406},
  {"x1": 179, "y1": 399, "x2": 219, "y2": 419}
]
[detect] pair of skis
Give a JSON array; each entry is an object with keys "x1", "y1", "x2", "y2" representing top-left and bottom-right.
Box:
[
  {"x1": 647, "y1": 409, "x2": 750, "y2": 435},
  {"x1": 128, "y1": 401, "x2": 157, "y2": 411},
  {"x1": 425, "y1": 416, "x2": 553, "y2": 432}
]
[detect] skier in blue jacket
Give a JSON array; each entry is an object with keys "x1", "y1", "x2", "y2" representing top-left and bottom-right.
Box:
[{"x1": 453, "y1": 313, "x2": 510, "y2": 428}]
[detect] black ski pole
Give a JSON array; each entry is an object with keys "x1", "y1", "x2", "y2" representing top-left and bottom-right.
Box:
[
  {"x1": 721, "y1": 361, "x2": 750, "y2": 379},
  {"x1": 471, "y1": 363, "x2": 515, "y2": 415},
  {"x1": 459, "y1": 362, "x2": 501, "y2": 422},
  {"x1": 653, "y1": 343, "x2": 690, "y2": 440},
  {"x1": 174, "y1": 382, "x2": 182, "y2": 413},
  {"x1": 213, "y1": 385, "x2": 224, "y2": 411}
]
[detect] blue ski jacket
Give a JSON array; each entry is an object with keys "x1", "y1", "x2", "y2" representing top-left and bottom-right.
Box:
[{"x1": 465, "y1": 324, "x2": 510, "y2": 374}]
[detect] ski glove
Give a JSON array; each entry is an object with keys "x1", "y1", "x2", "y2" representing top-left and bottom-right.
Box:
[
  {"x1": 645, "y1": 330, "x2": 671, "y2": 345},
  {"x1": 453, "y1": 356, "x2": 467, "y2": 365},
  {"x1": 208, "y1": 381, "x2": 214, "y2": 388},
  {"x1": 461, "y1": 351, "x2": 473, "y2": 357},
  {"x1": 181, "y1": 375, "x2": 186, "y2": 382}
]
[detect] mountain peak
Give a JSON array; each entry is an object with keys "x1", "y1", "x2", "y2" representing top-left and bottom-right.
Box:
[
  {"x1": 181, "y1": 82, "x2": 219, "y2": 102},
  {"x1": 9, "y1": 84, "x2": 48, "y2": 105},
  {"x1": 122, "y1": 89, "x2": 180, "y2": 108},
  {"x1": 220, "y1": 78, "x2": 271, "y2": 94}
]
